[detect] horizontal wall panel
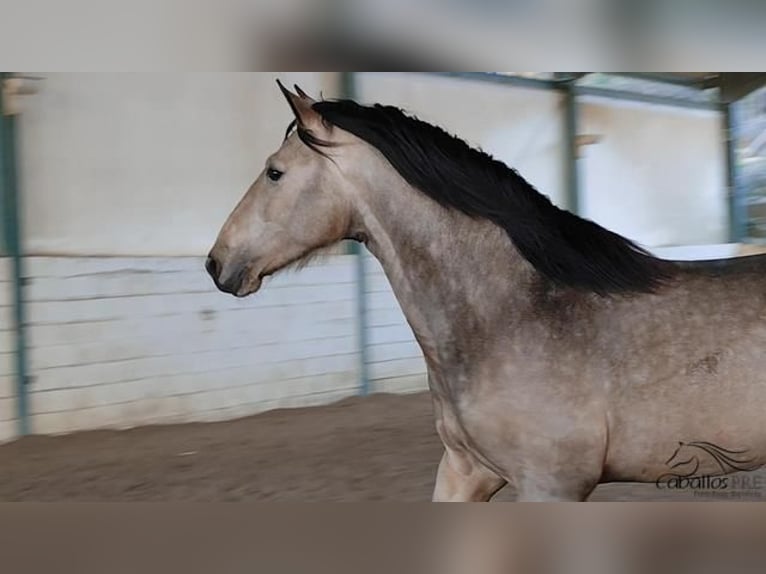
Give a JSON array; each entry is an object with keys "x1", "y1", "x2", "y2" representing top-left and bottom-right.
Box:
[
  {"x1": 0, "y1": 258, "x2": 16, "y2": 442},
  {"x1": 21, "y1": 255, "x2": 360, "y2": 434}
]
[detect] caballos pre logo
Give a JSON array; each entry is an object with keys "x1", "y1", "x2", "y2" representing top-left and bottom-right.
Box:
[{"x1": 656, "y1": 441, "x2": 763, "y2": 491}]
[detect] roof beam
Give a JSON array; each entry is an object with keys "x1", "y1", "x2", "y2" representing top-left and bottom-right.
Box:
[
  {"x1": 426, "y1": 72, "x2": 559, "y2": 91},
  {"x1": 418, "y1": 72, "x2": 723, "y2": 111},
  {"x1": 608, "y1": 73, "x2": 717, "y2": 89},
  {"x1": 575, "y1": 85, "x2": 721, "y2": 111},
  {"x1": 719, "y1": 73, "x2": 766, "y2": 103}
]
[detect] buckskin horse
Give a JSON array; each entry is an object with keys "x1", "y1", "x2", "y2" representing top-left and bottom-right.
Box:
[{"x1": 206, "y1": 81, "x2": 766, "y2": 501}]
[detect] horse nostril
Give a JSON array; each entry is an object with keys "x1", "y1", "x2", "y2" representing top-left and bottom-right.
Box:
[{"x1": 205, "y1": 256, "x2": 220, "y2": 279}]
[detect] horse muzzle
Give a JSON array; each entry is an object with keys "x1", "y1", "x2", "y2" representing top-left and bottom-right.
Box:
[{"x1": 205, "y1": 254, "x2": 262, "y2": 298}]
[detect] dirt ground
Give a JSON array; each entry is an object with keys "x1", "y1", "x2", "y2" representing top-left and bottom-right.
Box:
[{"x1": 1, "y1": 392, "x2": 764, "y2": 501}]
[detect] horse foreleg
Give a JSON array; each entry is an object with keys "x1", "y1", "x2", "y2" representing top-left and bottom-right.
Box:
[
  {"x1": 511, "y1": 470, "x2": 598, "y2": 502},
  {"x1": 432, "y1": 448, "x2": 506, "y2": 502}
]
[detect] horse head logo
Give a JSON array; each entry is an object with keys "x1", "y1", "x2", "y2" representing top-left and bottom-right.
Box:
[{"x1": 662, "y1": 441, "x2": 761, "y2": 480}]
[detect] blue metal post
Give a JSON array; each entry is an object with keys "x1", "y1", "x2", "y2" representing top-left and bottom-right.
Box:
[
  {"x1": 561, "y1": 81, "x2": 581, "y2": 214},
  {"x1": 340, "y1": 72, "x2": 371, "y2": 396},
  {"x1": 0, "y1": 74, "x2": 30, "y2": 435},
  {"x1": 724, "y1": 102, "x2": 746, "y2": 242}
]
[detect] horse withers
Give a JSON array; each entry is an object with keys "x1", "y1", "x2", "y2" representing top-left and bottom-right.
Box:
[{"x1": 207, "y1": 81, "x2": 766, "y2": 501}]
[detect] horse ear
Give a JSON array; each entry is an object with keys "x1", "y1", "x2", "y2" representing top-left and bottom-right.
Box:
[
  {"x1": 277, "y1": 79, "x2": 319, "y2": 127},
  {"x1": 294, "y1": 84, "x2": 315, "y2": 103}
]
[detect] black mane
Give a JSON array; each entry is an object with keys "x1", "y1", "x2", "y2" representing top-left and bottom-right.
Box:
[{"x1": 306, "y1": 99, "x2": 670, "y2": 295}]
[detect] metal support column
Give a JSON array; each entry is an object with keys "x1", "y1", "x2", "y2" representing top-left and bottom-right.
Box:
[
  {"x1": 339, "y1": 72, "x2": 371, "y2": 396},
  {"x1": 724, "y1": 103, "x2": 745, "y2": 243},
  {"x1": 0, "y1": 74, "x2": 30, "y2": 435},
  {"x1": 561, "y1": 81, "x2": 581, "y2": 214}
]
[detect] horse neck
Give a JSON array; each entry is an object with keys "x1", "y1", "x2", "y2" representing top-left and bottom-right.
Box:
[{"x1": 351, "y1": 165, "x2": 536, "y2": 374}]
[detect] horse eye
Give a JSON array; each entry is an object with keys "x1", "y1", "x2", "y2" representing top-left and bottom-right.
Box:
[{"x1": 267, "y1": 168, "x2": 284, "y2": 182}]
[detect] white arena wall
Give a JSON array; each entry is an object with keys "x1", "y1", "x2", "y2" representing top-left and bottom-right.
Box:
[
  {"x1": 22, "y1": 255, "x2": 361, "y2": 436},
  {"x1": 579, "y1": 98, "x2": 727, "y2": 247},
  {"x1": 0, "y1": 73, "x2": 428, "y2": 441},
  {"x1": 2, "y1": 251, "x2": 429, "y2": 442},
  {"x1": 0, "y1": 73, "x2": 734, "y2": 441},
  {"x1": 17, "y1": 73, "x2": 325, "y2": 256}
]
